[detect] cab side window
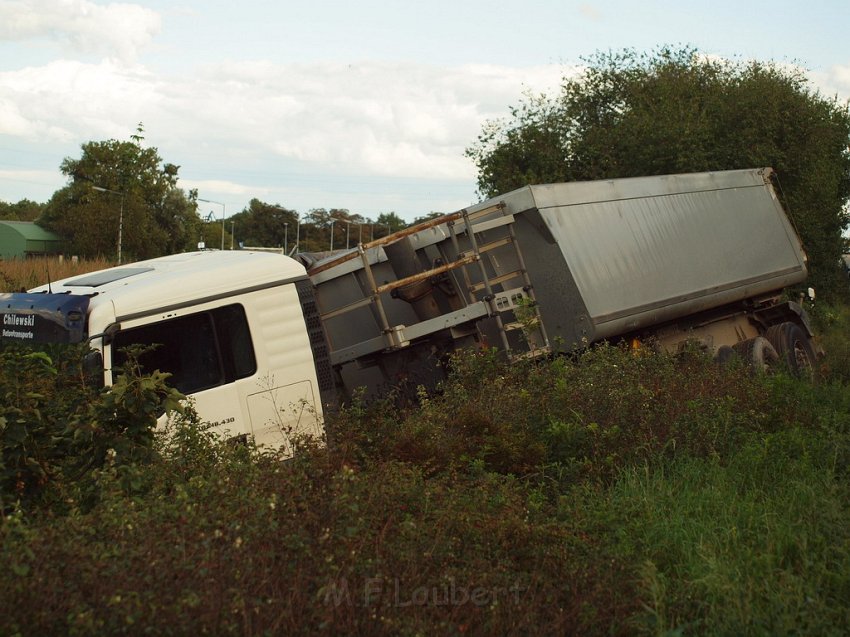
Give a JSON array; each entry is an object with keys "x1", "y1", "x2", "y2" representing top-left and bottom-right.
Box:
[{"x1": 112, "y1": 304, "x2": 257, "y2": 394}]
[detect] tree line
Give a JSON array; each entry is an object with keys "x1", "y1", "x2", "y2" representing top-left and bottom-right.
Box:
[{"x1": 1, "y1": 125, "x2": 413, "y2": 260}]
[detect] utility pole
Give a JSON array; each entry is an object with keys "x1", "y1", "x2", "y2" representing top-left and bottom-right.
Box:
[
  {"x1": 92, "y1": 185, "x2": 125, "y2": 264},
  {"x1": 197, "y1": 197, "x2": 225, "y2": 250}
]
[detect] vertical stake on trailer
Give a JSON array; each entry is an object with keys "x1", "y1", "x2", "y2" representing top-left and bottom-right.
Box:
[
  {"x1": 461, "y1": 209, "x2": 512, "y2": 353},
  {"x1": 506, "y1": 222, "x2": 550, "y2": 351},
  {"x1": 358, "y1": 243, "x2": 393, "y2": 345},
  {"x1": 447, "y1": 219, "x2": 476, "y2": 305}
]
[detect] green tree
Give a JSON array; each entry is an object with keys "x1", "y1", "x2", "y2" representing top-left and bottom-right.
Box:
[
  {"x1": 298, "y1": 208, "x2": 360, "y2": 252},
  {"x1": 0, "y1": 199, "x2": 45, "y2": 221},
  {"x1": 229, "y1": 199, "x2": 299, "y2": 249},
  {"x1": 466, "y1": 47, "x2": 850, "y2": 296},
  {"x1": 411, "y1": 211, "x2": 446, "y2": 225},
  {"x1": 375, "y1": 211, "x2": 406, "y2": 236},
  {"x1": 39, "y1": 125, "x2": 201, "y2": 261}
]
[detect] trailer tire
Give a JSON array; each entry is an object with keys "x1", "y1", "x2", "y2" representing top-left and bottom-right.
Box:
[
  {"x1": 732, "y1": 336, "x2": 779, "y2": 373},
  {"x1": 764, "y1": 322, "x2": 816, "y2": 379}
]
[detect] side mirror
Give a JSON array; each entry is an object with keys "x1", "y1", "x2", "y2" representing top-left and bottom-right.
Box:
[{"x1": 83, "y1": 350, "x2": 105, "y2": 388}]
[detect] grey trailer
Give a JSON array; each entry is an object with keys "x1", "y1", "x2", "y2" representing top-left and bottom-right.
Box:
[{"x1": 304, "y1": 168, "x2": 813, "y2": 397}]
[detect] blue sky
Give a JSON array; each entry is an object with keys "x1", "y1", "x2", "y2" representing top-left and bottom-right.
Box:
[{"x1": 1, "y1": 0, "x2": 848, "y2": 222}]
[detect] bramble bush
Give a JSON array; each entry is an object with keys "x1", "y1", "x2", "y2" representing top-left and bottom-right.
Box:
[
  {"x1": 2, "y1": 326, "x2": 850, "y2": 635},
  {"x1": 0, "y1": 343, "x2": 184, "y2": 513}
]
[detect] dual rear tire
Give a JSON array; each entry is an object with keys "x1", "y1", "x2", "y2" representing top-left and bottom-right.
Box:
[
  {"x1": 731, "y1": 336, "x2": 779, "y2": 373},
  {"x1": 764, "y1": 321, "x2": 817, "y2": 378},
  {"x1": 720, "y1": 322, "x2": 816, "y2": 379}
]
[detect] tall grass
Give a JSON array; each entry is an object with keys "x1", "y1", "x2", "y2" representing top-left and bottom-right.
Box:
[
  {"x1": 609, "y1": 436, "x2": 850, "y2": 635},
  {"x1": 0, "y1": 256, "x2": 111, "y2": 291}
]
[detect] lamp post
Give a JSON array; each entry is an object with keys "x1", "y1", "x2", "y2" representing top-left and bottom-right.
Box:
[
  {"x1": 271, "y1": 206, "x2": 299, "y2": 253},
  {"x1": 344, "y1": 220, "x2": 351, "y2": 249},
  {"x1": 92, "y1": 185, "x2": 125, "y2": 264},
  {"x1": 284, "y1": 223, "x2": 289, "y2": 254},
  {"x1": 370, "y1": 222, "x2": 389, "y2": 242},
  {"x1": 329, "y1": 218, "x2": 336, "y2": 252},
  {"x1": 197, "y1": 197, "x2": 226, "y2": 250},
  {"x1": 231, "y1": 221, "x2": 235, "y2": 250}
]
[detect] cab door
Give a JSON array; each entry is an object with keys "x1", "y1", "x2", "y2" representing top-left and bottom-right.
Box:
[{"x1": 108, "y1": 303, "x2": 256, "y2": 441}]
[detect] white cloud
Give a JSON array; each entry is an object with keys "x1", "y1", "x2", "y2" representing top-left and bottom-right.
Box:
[
  {"x1": 167, "y1": 60, "x2": 568, "y2": 179},
  {"x1": 809, "y1": 64, "x2": 850, "y2": 102},
  {"x1": 0, "y1": 59, "x2": 157, "y2": 140},
  {"x1": 184, "y1": 179, "x2": 260, "y2": 197},
  {"x1": 579, "y1": 4, "x2": 602, "y2": 21},
  {"x1": 0, "y1": 0, "x2": 161, "y2": 63},
  {"x1": 0, "y1": 57, "x2": 569, "y2": 216},
  {"x1": 0, "y1": 57, "x2": 566, "y2": 179},
  {"x1": 0, "y1": 167, "x2": 63, "y2": 187}
]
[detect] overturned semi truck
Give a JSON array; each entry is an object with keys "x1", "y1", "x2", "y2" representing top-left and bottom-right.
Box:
[{"x1": 1, "y1": 168, "x2": 817, "y2": 447}]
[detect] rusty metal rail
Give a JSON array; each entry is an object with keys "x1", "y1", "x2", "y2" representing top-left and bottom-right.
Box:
[{"x1": 307, "y1": 202, "x2": 505, "y2": 277}]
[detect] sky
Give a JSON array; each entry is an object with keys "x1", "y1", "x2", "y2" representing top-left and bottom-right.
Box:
[{"x1": 1, "y1": 0, "x2": 849, "y2": 223}]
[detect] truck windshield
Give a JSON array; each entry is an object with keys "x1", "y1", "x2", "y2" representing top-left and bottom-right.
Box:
[{"x1": 111, "y1": 304, "x2": 256, "y2": 395}]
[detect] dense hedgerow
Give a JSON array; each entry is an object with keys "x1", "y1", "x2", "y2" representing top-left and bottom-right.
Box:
[{"x1": 2, "y1": 333, "x2": 850, "y2": 635}]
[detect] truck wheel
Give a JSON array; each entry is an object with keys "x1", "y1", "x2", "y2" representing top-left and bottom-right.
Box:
[
  {"x1": 764, "y1": 322, "x2": 816, "y2": 378},
  {"x1": 732, "y1": 336, "x2": 779, "y2": 373}
]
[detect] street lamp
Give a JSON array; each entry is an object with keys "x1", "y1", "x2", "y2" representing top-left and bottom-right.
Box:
[
  {"x1": 329, "y1": 218, "x2": 336, "y2": 252},
  {"x1": 197, "y1": 197, "x2": 226, "y2": 250},
  {"x1": 271, "y1": 205, "x2": 299, "y2": 253},
  {"x1": 370, "y1": 222, "x2": 389, "y2": 242},
  {"x1": 344, "y1": 220, "x2": 351, "y2": 249},
  {"x1": 92, "y1": 185, "x2": 125, "y2": 264},
  {"x1": 284, "y1": 223, "x2": 288, "y2": 254}
]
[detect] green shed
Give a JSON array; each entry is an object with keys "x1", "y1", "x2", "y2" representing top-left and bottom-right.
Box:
[{"x1": 0, "y1": 221, "x2": 64, "y2": 259}]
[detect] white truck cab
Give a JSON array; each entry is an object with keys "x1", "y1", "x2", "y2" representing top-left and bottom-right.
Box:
[{"x1": 7, "y1": 251, "x2": 330, "y2": 450}]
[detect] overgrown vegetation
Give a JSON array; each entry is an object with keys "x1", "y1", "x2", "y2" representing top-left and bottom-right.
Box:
[{"x1": 2, "y1": 313, "x2": 850, "y2": 634}]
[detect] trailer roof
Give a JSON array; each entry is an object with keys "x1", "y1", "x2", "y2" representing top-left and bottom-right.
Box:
[{"x1": 29, "y1": 250, "x2": 307, "y2": 321}]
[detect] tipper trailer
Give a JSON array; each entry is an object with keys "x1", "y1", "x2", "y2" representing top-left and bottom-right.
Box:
[{"x1": 1, "y1": 168, "x2": 817, "y2": 447}]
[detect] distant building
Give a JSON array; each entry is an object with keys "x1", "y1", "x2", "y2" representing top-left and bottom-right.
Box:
[{"x1": 0, "y1": 221, "x2": 64, "y2": 259}]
